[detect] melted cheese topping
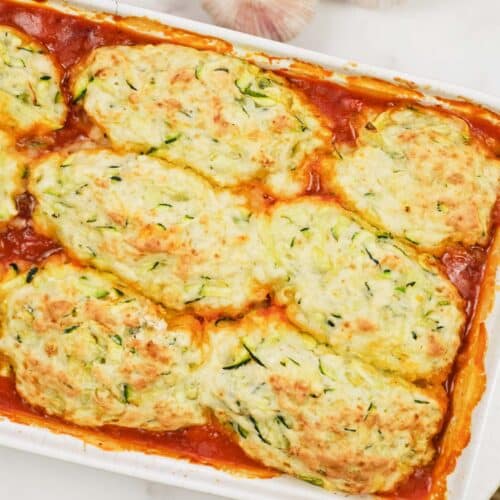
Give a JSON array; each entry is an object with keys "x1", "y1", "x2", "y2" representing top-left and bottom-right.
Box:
[
  {"x1": 0, "y1": 260, "x2": 206, "y2": 430},
  {"x1": 265, "y1": 197, "x2": 465, "y2": 382},
  {"x1": 0, "y1": 26, "x2": 66, "y2": 134},
  {"x1": 201, "y1": 309, "x2": 445, "y2": 494},
  {"x1": 324, "y1": 107, "x2": 500, "y2": 252},
  {"x1": 30, "y1": 149, "x2": 275, "y2": 315},
  {"x1": 71, "y1": 43, "x2": 330, "y2": 197},
  {"x1": 0, "y1": 130, "x2": 23, "y2": 222}
]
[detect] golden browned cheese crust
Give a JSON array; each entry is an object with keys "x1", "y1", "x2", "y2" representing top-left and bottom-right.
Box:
[
  {"x1": 0, "y1": 259, "x2": 206, "y2": 430},
  {"x1": 264, "y1": 197, "x2": 465, "y2": 383},
  {"x1": 71, "y1": 43, "x2": 331, "y2": 197},
  {"x1": 0, "y1": 25, "x2": 66, "y2": 134},
  {"x1": 323, "y1": 106, "x2": 500, "y2": 253},
  {"x1": 29, "y1": 149, "x2": 279, "y2": 316},
  {"x1": 200, "y1": 308, "x2": 446, "y2": 494}
]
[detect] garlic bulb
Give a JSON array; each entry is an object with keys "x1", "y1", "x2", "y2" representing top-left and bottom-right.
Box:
[{"x1": 202, "y1": 0, "x2": 317, "y2": 42}]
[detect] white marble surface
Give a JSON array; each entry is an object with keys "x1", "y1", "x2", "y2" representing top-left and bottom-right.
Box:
[{"x1": 1, "y1": 0, "x2": 499, "y2": 499}]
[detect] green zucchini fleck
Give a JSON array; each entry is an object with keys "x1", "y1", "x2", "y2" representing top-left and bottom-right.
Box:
[
  {"x1": 86, "y1": 246, "x2": 97, "y2": 258},
  {"x1": 94, "y1": 290, "x2": 109, "y2": 299},
  {"x1": 376, "y1": 231, "x2": 392, "y2": 240},
  {"x1": 26, "y1": 267, "x2": 38, "y2": 283},
  {"x1": 222, "y1": 355, "x2": 251, "y2": 370},
  {"x1": 235, "y1": 97, "x2": 249, "y2": 117},
  {"x1": 258, "y1": 77, "x2": 273, "y2": 89},
  {"x1": 214, "y1": 317, "x2": 236, "y2": 327},
  {"x1": 164, "y1": 132, "x2": 181, "y2": 144},
  {"x1": 364, "y1": 402, "x2": 375, "y2": 420},
  {"x1": 404, "y1": 235, "x2": 420, "y2": 245},
  {"x1": 298, "y1": 476, "x2": 324, "y2": 487},
  {"x1": 194, "y1": 63, "x2": 203, "y2": 80},
  {"x1": 364, "y1": 247, "x2": 380, "y2": 266},
  {"x1": 235, "y1": 79, "x2": 268, "y2": 98},
  {"x1": 184, "y1": 296, "x2": 203, "y2": 304},
  {"x1": 111, "y1": 334, "x2": 122, "y2": 346},
  {"x1": 249, "y1": 415, "x2": 270, "y2": 445},
  {"x1": 236, "y1": 424, "x2": 249, "y2": 438},
  {"x1": 294, "y1": 115, "x2": 308, "y2": 132},
  {"x1": 63, "y1": 325, "x2": 80, "y2": 334},
  {"x1": 121, "y1": 383, "x2": 131, "y2": 404},
  {"x1": 242, "y1": 342, "x2": 266, "y2": 368},
  {"x1": 72, "y1": 87, "x2": 87, "y2": 104},
  {"x1": 275, "y1": 415, "x2": 291, "y2": 429},
  {"x1": 126, "y1": 80, "x2": 137, "y2": 91},
  {"x1": 332, "y1": 143, "x2": 343, "y2": 160}
]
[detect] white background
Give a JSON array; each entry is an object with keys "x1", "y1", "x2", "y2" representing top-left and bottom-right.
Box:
[{"x1": 1, "y1": 0, "x2": 499, "y2": 499}]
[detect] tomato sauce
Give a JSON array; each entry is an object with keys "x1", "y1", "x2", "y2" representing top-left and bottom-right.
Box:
[
  {"x1": 0, "y1": 376, "x2": 270, "y2": 475},
  {"x1": 0, "y1": 1, "x2": 497, "y2": 497},
  {"x1": 289, "y1": 76, "x2": 394, "y2": 145}
]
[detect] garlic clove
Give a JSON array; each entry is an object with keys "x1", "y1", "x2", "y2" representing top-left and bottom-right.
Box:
[{"x1": 202, "y1": 0, "x2": 317, "y2": 42}]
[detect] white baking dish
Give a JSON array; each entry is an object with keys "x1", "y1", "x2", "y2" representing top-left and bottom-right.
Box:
[{"x1": 0, "y1": 1, "x2": 498, "y2": 498}]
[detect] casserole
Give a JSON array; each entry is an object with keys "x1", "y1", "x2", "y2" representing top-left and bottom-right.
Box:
[{"x1": 0, "y1": 0, "x2": 497, "y2": 498}]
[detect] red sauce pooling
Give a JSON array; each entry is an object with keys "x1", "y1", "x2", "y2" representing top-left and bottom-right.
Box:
[
  {"x1": 0, "y1": 376, "x2": 268, "y2": 474},
  {"x1": 0, "y1": 2, "x2": 161, "y2": 70},
  {"x1": 0, "y1": 224, "x2": 60, "y2": 263},
  {"x1": 0, "y1": 194, "x2": 61, "y2": 263},
  {"x1": 441, "y1": 246, "x2": 487, "y2": 306},
  {"x1": 288, "y1": 76, "x2": 393, "y2": 144},
  {"x1": 386, "y1": 468, "x2": 433, "y2": 500}
]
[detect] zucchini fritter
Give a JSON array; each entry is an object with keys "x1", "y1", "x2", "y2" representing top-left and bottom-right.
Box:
[
  {"x1": 0, "y1": 260, "x2": 206, "y2": 430},
  {"x1": 71, "y1": 43, "x2": 330, "y2": 197},
  {"x1": 201, "y1": 309, "x2": 445, "y2": 494},
  {"x1": 265, "y1": 197, "x2": 465, "y2": 382},
  {"x1": 30, "y1": 149, "x2": 276, "y2": 315},
  {"x1": 0, "y1": 26, "x2": 66, "y2": 134},
  {"x1": 323, "y1": 107, "x2": 500, "y2": 252}
]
